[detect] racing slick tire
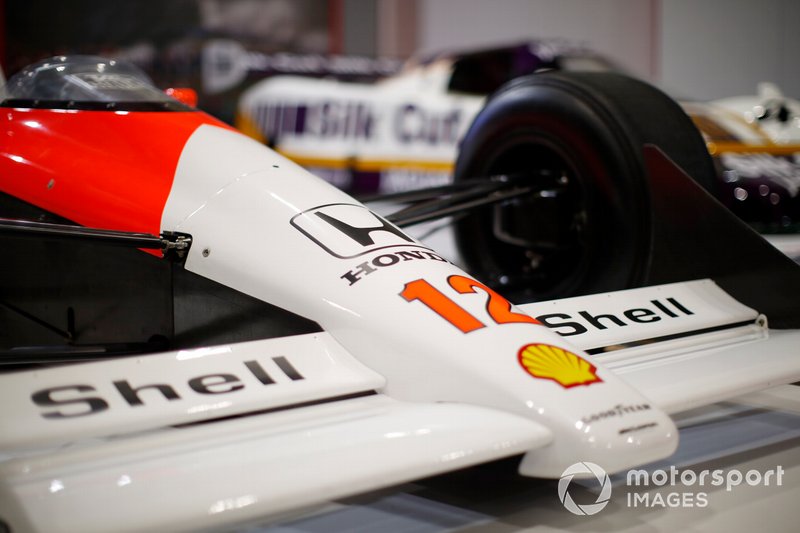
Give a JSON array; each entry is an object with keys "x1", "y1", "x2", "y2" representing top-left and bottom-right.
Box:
[{"x1": 453, "y1": 71, "x2": 716, "y2": 302}]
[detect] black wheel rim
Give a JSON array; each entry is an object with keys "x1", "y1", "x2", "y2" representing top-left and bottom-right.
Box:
[{"x1": 462, "y1": 134, "x2": 594, "y2": 301}]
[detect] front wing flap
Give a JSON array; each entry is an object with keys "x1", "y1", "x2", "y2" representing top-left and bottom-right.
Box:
[
  {"x1": 519, "y1": 279, "x2": 800, "y2": 414},
  {"x1": 0, "y1": 395, "x2": 550, "y2": 532}
]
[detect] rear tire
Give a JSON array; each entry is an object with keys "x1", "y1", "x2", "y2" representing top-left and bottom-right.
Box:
[{"x1": 453, "y1": 72, "x2": 715, "y2": 301}]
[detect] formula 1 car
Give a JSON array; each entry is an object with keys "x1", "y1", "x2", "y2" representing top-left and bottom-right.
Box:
[
  {"x1": 236, "y1": 41, "x2": 800, "y2": 238},
  {"x1": 1, "y1": 55, "x2": 799, "y2": 533}
]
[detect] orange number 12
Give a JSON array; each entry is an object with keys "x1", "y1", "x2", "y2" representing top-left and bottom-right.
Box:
[{"x1": 400, "y1": 275, "x2": 540, "y2": 333}]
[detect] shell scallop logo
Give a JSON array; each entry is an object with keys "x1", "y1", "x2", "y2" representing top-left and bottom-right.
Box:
[{"x1": 518, "y1": 344, "x2": 602, "y2": 388}]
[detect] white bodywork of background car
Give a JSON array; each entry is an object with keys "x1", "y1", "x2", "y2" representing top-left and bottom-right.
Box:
[
  {"x1": 710, "y1": 83, "x2": 800, "y2": 145},
  {"x1": 237, "y1": 61, "x2": 482, "y2": 192},
  {"x1": 238, "y1": 60, "x2": 800, "y2": 193}
]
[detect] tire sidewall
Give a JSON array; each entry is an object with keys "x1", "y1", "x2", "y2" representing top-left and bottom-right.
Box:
[{"x1": 454, "y1": 75, "x2": 653, "y2": 299}]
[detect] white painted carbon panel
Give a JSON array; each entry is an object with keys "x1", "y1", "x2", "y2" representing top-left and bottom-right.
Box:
[
  {"x1": 519, "y1": 280, "x2": 800, "y2": 415},
  {"x1": 519, "y1": 279, "x2": 759, "y2": 351},
  {"x1": 615, "y1": 329, "x2": 800, "y2": 414},
  {"x1": 0, "y1": 395, "x2": 551, "y2": 533},
  {"x1": 161, "y1": 123, "x2": 308, "y2": 230},
  {"x1": 0, "y1": 333, "x2": 384, "y2": 450}
]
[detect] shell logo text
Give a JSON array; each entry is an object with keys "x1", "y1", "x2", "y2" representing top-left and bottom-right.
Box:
[{"x1": 518, "y1": 344, "x2": 602, "y2": 388}]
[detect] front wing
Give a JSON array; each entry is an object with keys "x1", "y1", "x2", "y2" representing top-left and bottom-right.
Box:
[{"x1": 0, "y1": 279, "x2": 798, "y2": 531}]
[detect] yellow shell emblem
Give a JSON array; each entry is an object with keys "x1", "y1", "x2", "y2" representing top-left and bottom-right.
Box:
[{"x1": 518, "y1": 344, "x2": 602, "y2": 388}]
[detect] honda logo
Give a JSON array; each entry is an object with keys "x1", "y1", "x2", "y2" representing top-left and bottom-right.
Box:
[{"x1": 291, "y1": 203, "x2": 421, "y2": 258}]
